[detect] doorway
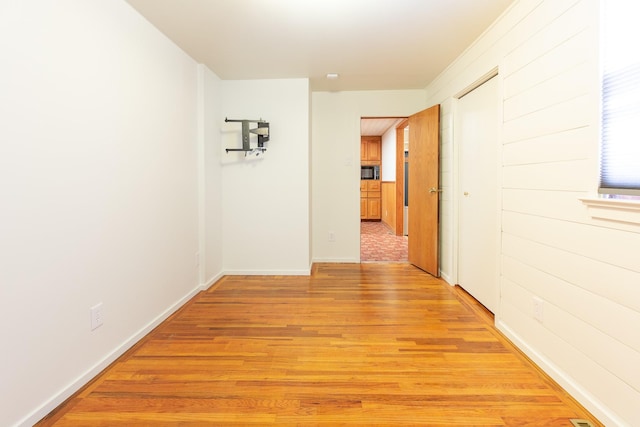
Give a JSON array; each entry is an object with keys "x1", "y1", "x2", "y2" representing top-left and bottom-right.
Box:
[
  {"x1": 360, "y1": 117, "x2": 408, "y2": 262},
  {"x1": 359, "y1": 104, "x2": 441, "y2": 277}
]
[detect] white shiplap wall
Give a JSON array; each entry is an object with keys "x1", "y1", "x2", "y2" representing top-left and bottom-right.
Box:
[{"x1": 426, "y1": 0, "x2": 640, "y2": 425}]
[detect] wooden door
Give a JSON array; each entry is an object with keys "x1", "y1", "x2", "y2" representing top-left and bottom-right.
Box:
[
  {"x1": 458, "y1": 76, "x2": 499, "y2": 313},
  {"x1": 408, "y1": 105, "x2": 440, "y2": 276}
]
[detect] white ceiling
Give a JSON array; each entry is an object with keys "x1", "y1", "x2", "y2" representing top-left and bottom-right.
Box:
[{"x1": 125, "y1": 0, "x2": 515, "y2": 91}]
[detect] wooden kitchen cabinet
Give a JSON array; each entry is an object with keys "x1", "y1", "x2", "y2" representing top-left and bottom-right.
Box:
[
  {"x1": 367, "y1": 140, "x2": 381, "y2": 162},
  {"x1": 360, "y1": 179, "x2": 381, "y2": 220},
  {"x1": 360, "y1": 140, "x2": 367, "y2": 162},
  {"x1": 361, "y1": 136, "x2": 381, "y2": 162},
  {"x1": 367, "y1": 180, "x2": 381, "y2": 192},
  {"x1": 367, "y1": 198, "x2": 381, "y2": 219},
  {"x1": 360, "y1": 135, "x2": 381, "y2": 220}
]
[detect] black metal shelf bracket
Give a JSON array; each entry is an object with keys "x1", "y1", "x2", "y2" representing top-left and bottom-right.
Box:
[{"x1": 225, "y1": 118, "x2": 270, "y2": 156}]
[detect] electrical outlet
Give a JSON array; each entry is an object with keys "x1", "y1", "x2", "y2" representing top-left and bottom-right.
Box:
[
  {"x1": 328, "y1": 231, "x2": 336, "y2": 242},
  {"x1": 533, "y1": 297, "x2": 544, "y2": 323},
  {"x1": 90, "y1": 303, "x2": 103, "y2": 331}
]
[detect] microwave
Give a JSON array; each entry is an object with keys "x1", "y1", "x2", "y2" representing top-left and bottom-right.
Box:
[{"x1": 361, "y1": 165, "x2": 380, "y2": 180}]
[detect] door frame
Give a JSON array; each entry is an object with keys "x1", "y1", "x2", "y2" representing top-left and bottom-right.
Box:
[
  {"x1": 358, "y1": 114, "x2": 437, "y2": 265},
  {"x1": 395, "y1": 119, "x2": 409, "y2": 236},
  {"x1": 452, "y1": 66, "x2": 504, "y2": 315}
]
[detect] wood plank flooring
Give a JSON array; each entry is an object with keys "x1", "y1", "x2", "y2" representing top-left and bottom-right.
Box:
[{"x1": 37, "y1": 263, "x2": 601, "y2": 426}]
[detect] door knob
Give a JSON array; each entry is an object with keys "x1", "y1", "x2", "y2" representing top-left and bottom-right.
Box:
[
  {"x1": 463, "y1": 192, "x2": 469, "y2": 196},
  {"x1": 429, "y1": 187, "x2": 443, "y2": 193}
]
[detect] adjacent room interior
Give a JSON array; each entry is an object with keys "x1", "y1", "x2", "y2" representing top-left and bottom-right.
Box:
[{"x1": 360, "y1": 117, "x2": 408, "y2": 263}]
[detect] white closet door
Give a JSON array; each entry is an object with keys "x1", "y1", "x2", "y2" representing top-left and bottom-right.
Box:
[{"x1": 458, "y1": 75, "x2": 500, "y2": 313}]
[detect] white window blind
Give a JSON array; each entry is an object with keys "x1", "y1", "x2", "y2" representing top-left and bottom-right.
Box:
[{"x1": 600, "y1": 1, "x2": 640, "y2": 196}]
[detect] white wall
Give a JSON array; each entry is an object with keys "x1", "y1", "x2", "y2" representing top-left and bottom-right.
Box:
[
  {"x1": 199, "y1": 65, "x2": 224, "y2": 285},
  {"x1": 381, "y1": 126, "x2": 397, "y2": 181},
  {"x1": 0, "y1": 2, "x2": 208, "y2": 426},
  {"x1": 311, "y1": 91, "x2": 425, "y2": 262},
  {"x1": 426, "y1": 0, "x2": 640, "y2": 425},
  {"x1": 220, "y1": 79, "x2": 310, "y2": 274}
]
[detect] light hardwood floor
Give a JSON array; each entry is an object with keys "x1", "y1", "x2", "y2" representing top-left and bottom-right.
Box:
[{"x1": 37, "y1": 263, "x2": 601, "y2": 426}]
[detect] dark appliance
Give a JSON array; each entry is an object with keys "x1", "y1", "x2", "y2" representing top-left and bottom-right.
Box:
[{"x1": 361, "y1": 165, "x2": 380, "y2": 180}]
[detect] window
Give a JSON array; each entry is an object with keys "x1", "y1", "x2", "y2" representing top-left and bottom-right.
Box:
[
  {"x1": 600, "y1": 1, "x2": 640, "y2": 197},
  {"x1": 581, "y1": 2, "x2": 640, "y2": 226}
]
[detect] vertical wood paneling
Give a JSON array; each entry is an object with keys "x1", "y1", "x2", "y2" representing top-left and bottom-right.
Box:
[{"x1": 381, "y1": 181, "x2": 396, "y2": 233}]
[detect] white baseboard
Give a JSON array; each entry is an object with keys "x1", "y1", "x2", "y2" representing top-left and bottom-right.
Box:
[
  {"x1": 439, "y1": 271, "x2": 454, "y2": 285},
  {"x1": 18, "y1": 285, "x2": 203, "y2": 427},
  {"x1": 496, "y1": 320, "x2": 624, "y2": 427},
  {"x1": 222, "y1": 268, "x2": 311, "y2": 276},
  {"x1": 201, "y1": 272, "x2": 224, "y2": 290},
  {"x1": 312, "y1": 257, "x2": 360, "y2": 263}
]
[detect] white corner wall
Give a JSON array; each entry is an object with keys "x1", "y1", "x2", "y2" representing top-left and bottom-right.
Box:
[
  {"x1": 220, "y1": 79, "x2": 311, "y2": 274},
  {"x1": 311, "y1": 90, "x2": 425, "y2": 262},
  {"x1": 426, "y1": 0, "x2": 640, "y2": 425},
  {"x1": 0, "y1": 2, "x2": 207, "y2": 426},
  {"x1": 199, "y1": 65, "x2": 224, "y2": 286},
  {"x1": 381, "y1": 126, "x2": 397, "y2": 181}
]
